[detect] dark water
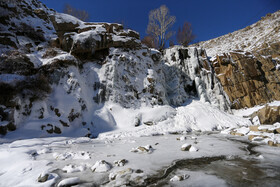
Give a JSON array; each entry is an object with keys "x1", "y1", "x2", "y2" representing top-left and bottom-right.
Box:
[{"x1": 143, "y1": 137, "x2": 280, "y2": 187}]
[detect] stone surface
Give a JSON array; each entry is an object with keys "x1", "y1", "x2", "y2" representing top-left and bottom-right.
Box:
[
  {"x1": 214, "y1": 51, "x2": 280, "y2": 109},
  {"x1": 38, "y1": 174, "x2": 49, "y2": 183},
  {"x1": 250, "y1": 105, "x2": 280, "y2": 124},
  {"x1": 249, "y1": 125, "x2": 260, "y2": 132}
]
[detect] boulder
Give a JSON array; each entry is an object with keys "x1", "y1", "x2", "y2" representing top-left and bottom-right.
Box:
[
  {"x1": 130, "y1": 145, "x2": 154, "y2": 153},
  {"x1": 57, "y1": 177, "x2": 80, "y2": 187},
  {"x1": 91, "y1": 160, "x2": 112, "y2": 172},
  {"x1": 114, "y1": 159, "x2": 128, "y2": 167},
  {"x1": 250, "y1": 105, "x2": 280, "y2": 124},
  {"x1": 249, "y1": 125, "x2": 259, "y2": 132},
  {"x1": 50, "y1": 13, "x2": 81, "y2": 38},
  {"x1": 170, "y1": 174, "x2": 190, "y2": 182},
  {"x1": 38, "y1": 173, "x2": 49, "y2": 183}
]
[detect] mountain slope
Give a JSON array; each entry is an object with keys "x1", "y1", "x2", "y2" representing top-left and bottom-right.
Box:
[
  {"x1": 193, "y1": 10, "x2": 280, "y2": 58},
  {"x1": 192, "y1": 10, "x2": 280, "y2": 109}
]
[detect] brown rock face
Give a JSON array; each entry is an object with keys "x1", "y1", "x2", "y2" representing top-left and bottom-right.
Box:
[
  {"x1": 251, "y1": 105, "x2": 280, "y2": 124},
  {"x1": 213, "y1": 50, "x2": 280, "y2": 109}
]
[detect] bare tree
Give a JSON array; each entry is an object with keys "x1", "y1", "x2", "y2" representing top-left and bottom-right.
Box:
[
  {"x1": 146, "y1": 5, "x2": 176, "y2": 50},
  {"x1": 141, "y1": 35, "x2": 158, "y2": 49},
  {"x1": 176, "y1": 22, "x2": 195, "y2": 47},
  {"x1": 63, "y1": 4, "x2": 90, "y2": 22}
]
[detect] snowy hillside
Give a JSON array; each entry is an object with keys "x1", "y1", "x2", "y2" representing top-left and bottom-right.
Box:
[{"x1": 193, "y1": 10, "x2": 280, "y2": 58}]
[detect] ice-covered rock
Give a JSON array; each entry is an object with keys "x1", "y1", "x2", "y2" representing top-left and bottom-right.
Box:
[
  {"x1": 177, "y1": 136, "x2": 187, "y2": 141},
  {"x1": 62, "y1": 164, "x2": 86, "y2": 173},
  {"x1": 91, "y1": 160, "x2": 112, "y2": 172},
  {"x1": 130, "y1": 145, "x2": 154, "y2": 154},
  {"x1": 57, "y1": 177, "x2": 80, "y2": 187},
  {"x1": 163, "y1": 46, "x2": 231, "y2": 111},
  {"x1": 37, "y1": 173, "x2": 49, "y2": 183},
  {"x1": 37, "y1": 172, "x2": 59, "y2": 184},
  {"x1": 114, "y1": 159, "x2": 128, "y2": 167},
  {"x1": 109, "y1": 168, "x2": 133, "y2": 181},
  {"x1": 170, "y1": 174, "x2": 190, "y2": 182},
  {"x1": 181, "y1": 143, "x2": 198, "y2": 152},
  {"x1": 53, "y1": 151, "x2": 91, "y2": 160}
]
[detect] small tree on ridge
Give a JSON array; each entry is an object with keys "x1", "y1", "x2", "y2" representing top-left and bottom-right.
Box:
[
  {"x1": 63, "y1": 4, "x2": 90, "y2": 22},
  {"x1": 176, "y1": 22, "x2": 195, "y2": 47}
]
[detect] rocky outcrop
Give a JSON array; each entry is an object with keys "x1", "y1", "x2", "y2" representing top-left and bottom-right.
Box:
[
  {"x1": 0, "y1": 0, "x2": 55, "y2": 54},
  {"x1": 250, "y1": 105, "x2": 280, "y2": 125},
  {"x1": 50, "y1": 13, "x2": 141, "y2": 61},
  {"x1": 213, "y1": 51, "x2": 280, "y2": 109},
  {"x1": 192, "y1": 10, "x2": 280, "y2": 110}
]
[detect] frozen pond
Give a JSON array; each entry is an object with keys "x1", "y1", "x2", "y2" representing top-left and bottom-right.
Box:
[{"x1": 0, "y1": 133, "x2": 279, "y2": 186}]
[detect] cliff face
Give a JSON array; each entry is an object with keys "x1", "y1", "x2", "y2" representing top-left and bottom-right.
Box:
[
  {"x1": 214, "y1": 50, "x2": 280, "y2": 109},
  {"x1": 0, "y1": 0, "x2": 238, "y2": 138},
  {"x1": 163, "y1": 46, "x2": 230, "y2": 110},
  {"x1": 193, "y1": 11, "x2": 280, "y2": 109}
]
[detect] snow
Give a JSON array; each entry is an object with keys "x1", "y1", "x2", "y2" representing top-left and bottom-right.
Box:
[
  {"x1": 193, "y1": 11, "x2": 280, "y2": 58},
  {"x1": 235, "y1": 126, "x2": 250, "y2": 135},
  {"x1": 54, "y1": 13, "x2": 83, "y2": 25},
  {"x1": 170, "y1": 174, "x2": 190, "y2": 182},
  {"x1": 91, "y1": 160, "x2": 112, "y2": 172},
  {"x1": 57, "y1": 177, "x2": 80, "y2": 187},
  {"x1": 189, "y1": 145, "x2": 198, "y2": 152},
  {"x1": 1, "y1": 131, "x2": 280, "y2": 186},
  {"x1": 233, "y1": 100, "x2": 280, "y2": 117},
  {"x1": 62, "y1": 164, "x2": 86, "y2": 173}
]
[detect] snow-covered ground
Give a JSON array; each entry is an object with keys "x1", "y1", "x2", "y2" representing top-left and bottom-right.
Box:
[
  {"x1": 233, "y1": 100, "x2": 280, "y2": 117},
  {"x1": 1, "y1": 132, "x2": 280, "y2": 186}
]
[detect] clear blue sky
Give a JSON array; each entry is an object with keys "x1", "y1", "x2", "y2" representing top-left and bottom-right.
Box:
[{"x1": 42, "y1": 0, "x2": 280, "y2": 44}]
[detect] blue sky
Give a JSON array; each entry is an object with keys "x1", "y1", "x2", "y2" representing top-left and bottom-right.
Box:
[{"x1": 42, "y1": 0, "x2": 280, "y2": 44}]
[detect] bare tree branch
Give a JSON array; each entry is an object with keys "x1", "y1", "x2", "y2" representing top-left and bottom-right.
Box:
[
  {"x1": 176, "y1": 22, "x2": 196, "y2": 47},
  {"x1": 141, "y1": 35, "x2": 158, "y2": 49},
  {"x1": 146, "y1": 5, "x2": 176, "y2": 50},
  {"x1": 63, "y1": 4, "x2": 90, "y2": 22}
]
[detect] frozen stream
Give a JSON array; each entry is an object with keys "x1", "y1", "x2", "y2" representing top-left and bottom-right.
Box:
[{"x1": 0, "y1": 133, "x2": 280, "y2": 186}]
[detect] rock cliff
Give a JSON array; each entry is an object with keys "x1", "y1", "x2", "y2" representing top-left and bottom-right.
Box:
[{"x1": 194, "y1": 10, "x2": 280, "y2": 109}]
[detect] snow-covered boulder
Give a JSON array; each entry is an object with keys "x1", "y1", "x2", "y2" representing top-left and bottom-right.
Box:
[
  {"x1": 91, "y1": 160, "x2": 112, "y2": 172},
  {"x1": 130, "y1": 145, "x2": 154, "y2": 153},
  {"x1": 170, "y1": 174, "x2": 190, "y2": 182},
  {"x1": 57, "y1": 177, "x2": 80, "y2": 187},
  {"x1": 181, "y1": 143, "x2": 198, "y2": 152},
  {"x1": 114, "y1": 159, "x2": 128, "y2": 167},
  {"x1": 62, "y1": 164, "x2": 86, "y2": 173}
]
